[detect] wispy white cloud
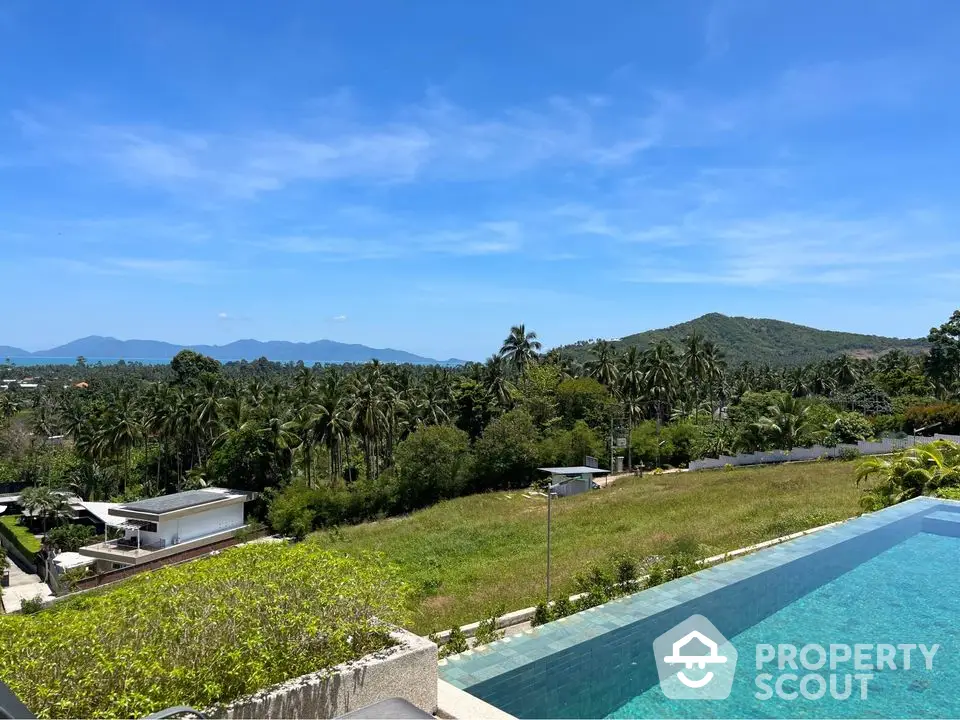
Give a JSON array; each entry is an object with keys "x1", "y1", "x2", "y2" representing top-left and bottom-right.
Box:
[
  {"x1": 261, "y1": 216, "x2": 525, "y2": 260},
  {"x1": 53, "y1": 256, "x2": 220, "y2": 284},
  {"x1": 332, "y1": 314, "x2": 348, "y2": 322},
  {"x1": 624, "y1": 211, "x2": 952, "y2": 286},
  {"x1": 11, "y1": 91, "x2": 667, "y2": 199}
]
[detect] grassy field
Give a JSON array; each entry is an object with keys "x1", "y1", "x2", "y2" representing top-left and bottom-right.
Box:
[
  {"x1": 0, "y1": 515, "x2": 41, "y2": 556},
  {"x1": 314, "y1": 461, "x2": 864, "y2": 634}
]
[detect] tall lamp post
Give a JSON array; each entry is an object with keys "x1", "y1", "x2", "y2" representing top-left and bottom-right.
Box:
[{"x1": 546, "y1": 485, "x2": 557, "y2": 601}]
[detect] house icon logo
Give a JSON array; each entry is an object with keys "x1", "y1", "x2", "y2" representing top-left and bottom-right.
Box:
[{"x1": 653, "y1": 615, "x2": 738, "y2": 700}]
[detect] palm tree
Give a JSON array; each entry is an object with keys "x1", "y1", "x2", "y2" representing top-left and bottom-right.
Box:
[
  {"x1": 702, "y1": 339, "x2": 726, "y2": 420},
  {"x1": 834, "y1": 354, "x2": 860, "y2": 389},
  {"x1": 350, "y1": 367, "x2": 389, "y2": 480},
  {"x1": 315, "y1": 372, "x2": 352, "y2": 483},
  {"x1": 752, "y1": 395, "x2": 816, "y2": 450},
  {"x1": 807, "y1": 363, "x2": 836, "y2": 396},
  {"x1": 618, "y1": 347, "x2": 645, "y2": 469},
  {"x1": 856, "y1": 440, "x2": 960, "y2": 509},
  {"x1": 19, "y1": 486, "x2": 69, "y2": 531},
  {"x1": 681, "y1": 333, "x2": 710, "y2": 419},
  {"x1": 101, "y1": 388, "x2": 141, "y2": 494},
  {"x1": 484, "y1": 354, "x2": 514, "y2": 409},
  {"x1": 500, "y1": 324, "x2": 542, "y2": 376},
  {"x1": 586, "y1": 340, "x2": 620, "y2": 389},
  {"x1": 643, "y1": 341, "x2": 680, "y2": 467},
  {"x1": 785, "y1": 367, "x2": 810, "y2": 398}
]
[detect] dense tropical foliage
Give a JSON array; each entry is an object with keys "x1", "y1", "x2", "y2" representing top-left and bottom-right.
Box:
[{"x1": 0, "y1": 310, "x2": 958, "y2": 537}]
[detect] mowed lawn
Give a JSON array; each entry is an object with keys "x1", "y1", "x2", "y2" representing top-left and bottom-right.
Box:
[{"x1": 314, "y1": 461, "x2": 863, "y2": 634}]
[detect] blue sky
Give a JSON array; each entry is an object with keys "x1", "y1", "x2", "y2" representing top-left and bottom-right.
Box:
[{"x1": 2, "y1": 1, "x2": 959, "y2": 360}]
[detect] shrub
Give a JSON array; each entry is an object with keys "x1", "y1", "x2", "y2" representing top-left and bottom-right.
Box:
[
  {"x1": 44, "y1": 523, "x2": 94, "y2": 553},
  {"x1": 59, "y1": 566, "x2": 91, "y2": 591},
  {"x1": 531, "y1": 602, "x2": 551, "y2": 627},
  {"x1": 829, "y1": 412, "x2": 873, "y2": 445},
  {"x1": 614, "y1": 554, "x2": 638, "y2": 589},
  {"x1": 552, "y1": 596, "x2": 573, "y2": 618},
  {"x1": 439, "y1": 626, "x2": 469, "y2": 658},
  {"x1": 837, "y1": 446, "x2": 861, "y2": 461},
  {"x1": 936, "y1": 487, "x2": 960, "y2": 501},
  {"x1": 267, "y1": 481, "x2": 352, "y2": 538},
  {"x1": 473, "y1": 606, "x2": 505, "y2": 646},
  {"x1": 645, "y1": 565, "x2": 665, "y2": 588},
  {"x1": 904, "y1": 403, "x2": 960, "y2": 435},
  {"x1": 19, "y1": 595, "x2": 44, "y2": 614},
  {"x1": 0, "y1": 542, "x2": 409, "y2": 718}
]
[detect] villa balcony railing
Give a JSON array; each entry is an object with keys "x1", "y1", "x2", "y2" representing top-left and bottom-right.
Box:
[{"x1": 110, "y1": 536, "x2": 168, "y2": 551}]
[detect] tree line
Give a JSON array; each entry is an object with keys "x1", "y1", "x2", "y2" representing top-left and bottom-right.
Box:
[{"x1": 0, "y1": 310, "x2": 958, "y2": 537}]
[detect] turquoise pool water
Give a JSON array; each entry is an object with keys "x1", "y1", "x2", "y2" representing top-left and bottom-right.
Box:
[{"x1": 608, "y1": 531, "x2": 960, "y2": 718}]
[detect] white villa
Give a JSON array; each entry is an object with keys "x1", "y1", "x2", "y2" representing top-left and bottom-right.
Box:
[{"x1": 79, "y1": 488, "x2": 250, "y2": 569}]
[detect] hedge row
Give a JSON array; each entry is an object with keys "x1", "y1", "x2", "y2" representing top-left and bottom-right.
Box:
[
  {"x1": 0, "y1": 515, "x2": 40, "y2": 559},
  {"x1": 0, "y1": 542, "x2": 410, "y2": 718}
]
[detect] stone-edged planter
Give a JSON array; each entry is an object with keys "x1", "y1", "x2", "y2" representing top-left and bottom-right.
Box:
[{"x1": 210, "y1": 626, "x2": 438, "y2": 719}]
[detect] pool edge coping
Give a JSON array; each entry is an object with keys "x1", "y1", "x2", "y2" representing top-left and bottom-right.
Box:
[{"x1": 439, "y1": 497, "x2": 958, "y2": 689}]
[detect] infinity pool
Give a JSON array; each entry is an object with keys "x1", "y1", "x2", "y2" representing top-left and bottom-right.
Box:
[{"x1": 439, "y1": 498, "x2": 960, "y2": 719}]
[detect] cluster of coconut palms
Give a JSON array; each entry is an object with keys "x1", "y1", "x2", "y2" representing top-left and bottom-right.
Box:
[{"x1": 2, "y1": 325, "x2": 929, "y2": 502}]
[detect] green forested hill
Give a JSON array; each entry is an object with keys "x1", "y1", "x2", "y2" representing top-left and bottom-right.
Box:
[{"x1": 561, "y1": 313, "x2": 928, "y2": 367}]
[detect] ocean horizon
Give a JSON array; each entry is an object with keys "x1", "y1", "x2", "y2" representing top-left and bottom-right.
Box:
[{"x1": 5, "y1": 357, "x2": 172, "y2": 367}]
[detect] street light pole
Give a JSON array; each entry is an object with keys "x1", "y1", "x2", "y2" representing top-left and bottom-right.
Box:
[{"x1": 546, "y1": 488, "x2": 553, "y2": 601}]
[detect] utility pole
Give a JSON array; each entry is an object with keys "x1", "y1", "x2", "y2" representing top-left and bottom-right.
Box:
[{"x1": 610, "y1": 411, "x2": 615, "y2": 472}]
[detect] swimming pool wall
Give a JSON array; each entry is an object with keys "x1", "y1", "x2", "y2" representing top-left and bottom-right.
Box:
[{"x1": 438, "y1": 497, "x2": 960, "y2": 718}]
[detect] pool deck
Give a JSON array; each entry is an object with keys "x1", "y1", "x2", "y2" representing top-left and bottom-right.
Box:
[{"x1": 439, "y1": 496, "x2": 959, "y2": 690}]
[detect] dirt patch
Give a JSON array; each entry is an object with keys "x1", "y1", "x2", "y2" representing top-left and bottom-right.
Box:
[{"x1": 422, "y1": 595, "x2": 456, "y2": 615}]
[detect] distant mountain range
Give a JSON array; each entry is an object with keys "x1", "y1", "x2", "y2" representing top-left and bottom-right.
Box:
[
  {"x1": 2, "y1": 313, "x2": 932, "y2": 368},
  {"x1": 561, "y1": 313, "x2": 929, "y2": 367},
  {"x1": 0, "y1": 337, "x2": 465, "y2": 366}
]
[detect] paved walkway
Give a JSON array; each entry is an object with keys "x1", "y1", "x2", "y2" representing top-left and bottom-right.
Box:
[{"x1": 2, "y1": 557, "x2": 53, "y2": 613}]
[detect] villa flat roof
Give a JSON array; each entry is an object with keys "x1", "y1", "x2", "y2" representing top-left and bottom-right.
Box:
[
  {"x1": 538, "y1": 466, "x2": 610, "y2": 475},
  {"x1": 120, "y1": 490, "x2": 230, "y2": 515}
]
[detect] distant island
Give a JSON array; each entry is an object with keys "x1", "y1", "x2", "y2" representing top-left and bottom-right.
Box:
[
  {"x1": 1, "y1": 313, "x2": 931, "y2": 368},
  {"x1": 0, "y1": 337, "x2": 466, "y2": 366}
]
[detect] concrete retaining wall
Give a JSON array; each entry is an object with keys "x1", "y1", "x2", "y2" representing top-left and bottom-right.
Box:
[{"x1": 210, "y1": 627, "x2": 438, "y2": 719}]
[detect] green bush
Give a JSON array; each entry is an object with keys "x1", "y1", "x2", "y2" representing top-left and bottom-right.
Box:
[
  {"x1": 531, "y1": 602, "x2": 551, "y2": 627},
  {"x1": 0, "y1": 515, "x2": 40, "y2": 558},
  {"x1": 552, "y1": 596, "x2": 573, "y2": 618},
  {"x1": 904, "y1": 403, "x2": 960, "y2": 435},
  {"x1": 0, "y1": 542, "x2": 409, "y2": 719},
  {"x1": 392, "y1": 425, "x2": 472, "y2": 513},
  {"x1": 268, "y1": 481, "x2": 353, "y2": 538},
  {"x1": 473, "y1": 606, "x2": 505, "y2": 646},
  {"x1": 614, "y1": 554, "x2": 639, "y2": 589},
  {"x1": 837, "y1": 446, "x2": 861, "y2": 461},
  {"x1": 828, "y1": 412, "x2": 873, "y2": 445},
  {"x1": 44, "y1": 523, "x2": 94, "y2": 553},
  {"x1": 439, "y1": 626, "x2": 469, "y2": 659},
  {"x1": 19, "y1": 595, "x2": 44, "y2": 615}
]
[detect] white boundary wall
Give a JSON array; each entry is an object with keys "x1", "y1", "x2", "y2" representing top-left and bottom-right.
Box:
[{"x1": 689, "y1": 433, "x2": 960, "y2": 471}]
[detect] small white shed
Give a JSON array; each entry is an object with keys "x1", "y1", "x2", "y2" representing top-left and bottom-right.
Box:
[{"x1": 538, "y1": 466, "x2": 611, "y2": 497}]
